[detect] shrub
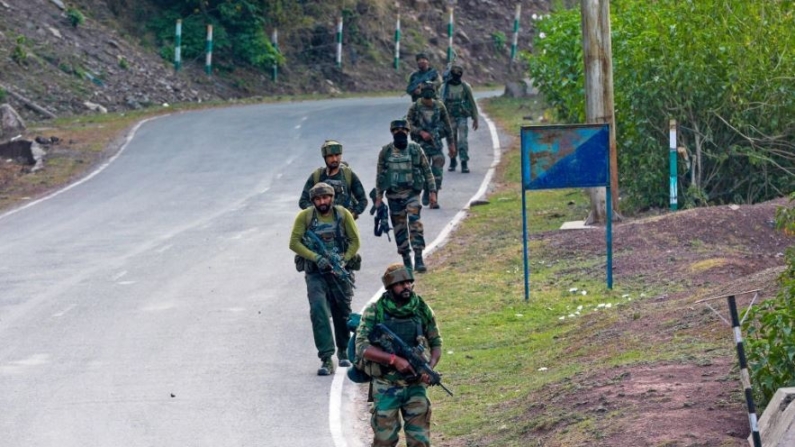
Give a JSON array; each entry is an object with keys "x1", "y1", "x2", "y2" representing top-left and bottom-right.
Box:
[
  {"x1": 12, "y1": 35, "x2": 28, "y2": 65},
  {"x1": 0, "y1": 88, "x2": 7, "y2": 103},
  {"x1": 66, "y1": 7, "x2": 85, "y2": 28}
]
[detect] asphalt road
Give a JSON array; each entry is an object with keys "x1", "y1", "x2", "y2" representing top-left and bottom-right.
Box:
[{"x1": 0, "y1": 94, "x2": 501, "y2": 447}]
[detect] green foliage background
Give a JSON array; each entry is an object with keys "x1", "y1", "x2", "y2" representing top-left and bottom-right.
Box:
[{"x1": 524, "y1": 0, "x2": 795, "y2": 212}]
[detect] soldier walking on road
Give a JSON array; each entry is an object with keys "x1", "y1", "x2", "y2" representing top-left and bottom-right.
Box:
[
  {"x1": 407, "y1": 83, "x2": 456, "y2": 209},
  {"x1": 406, "y1": 52, "x2": 443, "y2": 102},
  {"x1": 299, "y1": 140, "x2": 368, "y2": 219},
  {"x1": 289, "y1": 182, "x2": 362, "y2": 375},
  {"x1": 441, "y1": 65, "x2": 479, "y2": 173},
  {"x1": 374, "y1": 119, "x2": 436, "y2": 273}
]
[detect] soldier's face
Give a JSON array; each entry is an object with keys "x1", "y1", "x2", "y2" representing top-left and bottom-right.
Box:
[
  {"x1": 390, "y1": 280, "x2": 414, "y2": 302},
  {"x1": 417, "y1": 58, "x2": 429, "y2": 70},
  {"x1": 324, "y1": 153, "x2": 341, "y2": 170},
  {"x1": 312, "y1": 195, "x2": 333, "y2": 214}
]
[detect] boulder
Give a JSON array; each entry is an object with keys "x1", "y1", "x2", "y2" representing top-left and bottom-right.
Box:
[{"x1": 0, "y1": 103, "x2": 26, "y2": 141}]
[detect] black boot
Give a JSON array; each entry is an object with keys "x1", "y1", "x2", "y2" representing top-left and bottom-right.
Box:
[
  {"x1": 461, "y1": 160, "x2": 470, "y2": 173},
  {"x1": 402, "y1": 252, "x2": 413, "y2": 270},
  {"x1": 414, "y1": 251, "x2": 427, "y2": 273},
  {"x1": 448, "y1": 157, "x2": 457, "y2": 172}
]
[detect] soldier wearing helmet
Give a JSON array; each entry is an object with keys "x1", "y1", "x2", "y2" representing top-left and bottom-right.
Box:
[
  {"x1": 441, "y1": 64, "x2": 479, "y2": 173},
  {"x1": 406, "y1": 52, "x2": 443, "y2": 102},
  {"x1": 354, "y1": 262, "x2": 443, "y2": 447},
  {"x1": 374, "y1": 119, "x2": 437, "y2": 272},
  {"x1": 299, "y1": 140, "x2": 368, "y2": 219},
  {"x1": 406, "y1": 82, "x2": 456, "y2": 210},
  {"x1": 289, "y1": 181, "x2": 362, "y2": 376}
]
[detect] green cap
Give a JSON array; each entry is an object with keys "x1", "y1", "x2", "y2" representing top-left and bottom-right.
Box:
[{"x1": 321, "y1": 140, "x2": 343, "y2": 157}]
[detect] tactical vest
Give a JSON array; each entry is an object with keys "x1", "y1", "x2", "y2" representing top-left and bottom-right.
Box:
[
  {"x1": 305, "y1": 206, "x2": 347, "y2": 268},
  {"x1": 444, "y1": 83, "x2": 471, "y2": 117},
  {"x1": 312, "y1": 166, "x2": 354, "y2": 209},
  {"x1": 410, "y1": 100, "x2": 444, "y2": 151},
  {"x1": 382, "y1": 314, "x2": 423, "y2": 348},
  {"x1": 382, "y1": 144, "x2": 424, "y2": 192}
]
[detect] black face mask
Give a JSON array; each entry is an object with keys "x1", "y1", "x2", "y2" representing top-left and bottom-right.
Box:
[
  {"x1": 449, "y1": 73, "x2": 462, "y2": 84},
  {"x1": 393, "y1": 132, "x2": 408, "y2": 149}
]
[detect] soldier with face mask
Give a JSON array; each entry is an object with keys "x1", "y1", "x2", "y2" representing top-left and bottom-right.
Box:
[
  {"x1": 374, "y1": 119, "x2": 436, "y2": 273},
  {"x1": 289, "y1": 182, "x2": 361, "y2": 375},
  {"x1": 299, "y1": 140, "x2": 368, "y2": 218},
  {"x1": 441, "y1": 64, "x2": 479, "y2": 173},
  {"x1": 406, "y1": 83, "x2": 456, "y2": 209},
  {"x1": 355, "y1": 263, "x2": 443, "y2": 447}
]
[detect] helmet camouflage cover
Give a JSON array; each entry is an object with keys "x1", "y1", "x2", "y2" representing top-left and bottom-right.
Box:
[
  {"x1": 390, "y1": 119, "x2": 411, "y2": 132},
  {"x1": 309, "y1": 182, "x2": 336, "y2": 200},
  {"x1": 321, "y1": 140, "x2": 343, "y2": 157},
  {"x1": 382, "y1": 263, "x2": 414, "y2": 288},
  {"x1": 420, "y1": 82, "x2": 436, "y2": 93},
  {"x1": 450, "y1": 64, "x2": 463, "y2": 76}
]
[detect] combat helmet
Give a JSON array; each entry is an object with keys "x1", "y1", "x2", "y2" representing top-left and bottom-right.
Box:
[
  {"x1": 309, "y1": 182, "x2": 335, "y2": 200},
  {"x1": 390, "y1": 119, "x2": 411, "y2": 132},
  {"x1": 450, "y1": 64, "x2": 464, "y2": 76},
  {"x1": 420, "y1": 82, "x2": 436, "y2": 94},
  {"x1": 382, "y1": 263, "x2": 414, "y2": 288},
  {"x1": 321, "y1": 140, "x2": 343, "y2": 157}
]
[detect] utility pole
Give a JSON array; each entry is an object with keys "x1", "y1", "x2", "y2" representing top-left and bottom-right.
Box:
[{"x1": 581, "y1": 0, "x2": 619, "y2": 224}]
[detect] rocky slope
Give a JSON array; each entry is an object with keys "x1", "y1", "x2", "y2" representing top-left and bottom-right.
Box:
[{"x1": 0, "y1": 0, "x2": 550, "y2": 122}]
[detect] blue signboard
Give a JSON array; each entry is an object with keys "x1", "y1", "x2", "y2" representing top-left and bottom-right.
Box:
[
  {"x1": 519, "y1": 123, "x2": 613, "y2": 300},
  {"x1": 521, "y1": 124, "x2": 609, "y2": 190}
]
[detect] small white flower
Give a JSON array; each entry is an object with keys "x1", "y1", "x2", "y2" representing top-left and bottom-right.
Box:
[
  {"x1": 538, "y1": 367, "x2": 548, "y2": 371},
  {"x1": 539, "y1": 32, "x2": 547, "y2": 39},
  {"x1": 532, "y1": 13, "x2": 538, "y2": 20}
]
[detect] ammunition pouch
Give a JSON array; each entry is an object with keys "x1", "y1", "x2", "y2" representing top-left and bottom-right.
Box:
[
  {"x1": 294, "y1": 255, "x2": 306, "y2": 272},
  {"x1": 346, "y1": 253, "x2": 362, "y2": 271}
]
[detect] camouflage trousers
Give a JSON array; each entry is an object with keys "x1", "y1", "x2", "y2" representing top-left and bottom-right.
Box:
[
  {"x1": 370, "y1": 378, "x2": 432, "y2": 447},
  {"x1": 304, "y1": 271, "x2": 353, "y2": 360},
  {"x1": 420, "y1": 144, "x2": 445, "y2": 191},
  {"x1": 451, "y1": 116, "x2": 470, "y2": 162},
  {"x1": 386, "y1": 194, "x2": 425, "y2": 256}
]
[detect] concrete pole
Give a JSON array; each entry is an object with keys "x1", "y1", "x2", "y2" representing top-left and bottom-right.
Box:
[
  {"x1": 336, "y1": 16, "x2": 343, "y2": 67},
  {"x1": 272, "y1": 28, "x2": 279, "y2": 82},
  {"x1": 394, "y1": 9, "x2": 401, "y2": 71},
  {"x1": 205, "y1": 24, "x2": 213, "y2": 75},
  {"x1": 581, "y1": 0, "x2": 618, "y2": 224},
  {"x1": 447, "y1": 7, "x2": 454, "y2": 63},
  {"x1": 669, "y1": 119, "x2": 678, "y2": 210},
  {"x1": 510, "y1": 3, "x2": 521, "y2": 62},
  {"x1": 174, "y1": 19, "x2": 182, "y2": 71}
]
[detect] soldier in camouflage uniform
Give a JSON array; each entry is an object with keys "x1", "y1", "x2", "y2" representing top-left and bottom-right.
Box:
[
  {"x1": 299, "y1": 140, "x2": 368, "y2": 218},
  {"x1": 355, "y1": 263, "x2": 443, "y2": 447},
  {"x1": 407, "y1": 83, "x2": 456, "y2": 209},
  {"x1": 374, "y1": 119, "x2": 436, "y2": 273},
  {"x1": 289, "y1": 182, "x2": 361, "y2": 375},
  {"x1": 406, "y1": 52, "x2": 443, "y2": 102},
  {"x1": 441, "y1": 65, "x2": 479, "y2": 173}
]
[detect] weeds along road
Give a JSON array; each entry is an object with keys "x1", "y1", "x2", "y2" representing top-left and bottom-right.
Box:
[{"x1": 0, "y1": 94, "x2": 498, "y2": 447}]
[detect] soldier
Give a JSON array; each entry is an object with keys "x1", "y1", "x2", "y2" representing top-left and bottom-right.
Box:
[
  {"x1": 289, "y1": 182, "x2": 362, "y2": 375},
  {"x1": 407, "y1": 83, "x2": 456, "y2": 208},
  {"x1": 299, "y1": 140, "x2": 368, "y2": 219},
  {"x1": 374, "y1": 119, "x2": 436, "y2": 273},
  {"x1": 406, "y1": 52, "x2": 443, "y2": 102},
  {"x1": 355, "y1": 263, "x2": 443, "y2": 447},
  {"x1": 441, "y1": 64, "x2": 479, "y2": 173}
]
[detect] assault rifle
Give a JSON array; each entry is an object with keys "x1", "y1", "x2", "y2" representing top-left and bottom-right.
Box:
[
  {"x1": 369, "y1": 188, "x2": 392, "y2": 242},
  {"x1": 406, "y1": 69, "x2": 439, "y2": 98},
  {"x1": 370, "y1": 323, "x2": 453, "y2": 396},
  {"x1": 305, "y1": 231, "x2": 355, "y2": 289}
]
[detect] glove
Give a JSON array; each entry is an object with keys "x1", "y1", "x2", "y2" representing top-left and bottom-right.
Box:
[{"x1": 315, "y1": 256, "x2": 331, "y2": 271}]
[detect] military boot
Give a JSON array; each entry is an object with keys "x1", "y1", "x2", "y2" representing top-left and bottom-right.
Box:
[
  {"x1": 402, "y1": 252, "x2": 413, "y2": 270},
  {"x1": 448, "y1": 157, "x2": 457, "y2": 172},
  {"x1": 414, "y1": 251, "x2": 427, "y2": 273},
  {"x1": 461, "y1": 161, "x2": 470, "y2": 173},
  {"x1": 318, "y1": 357, "x2": 335, "y2": 376},
  {"x1": 337, "y1": 349, "x2": 352, "y2": 368}
]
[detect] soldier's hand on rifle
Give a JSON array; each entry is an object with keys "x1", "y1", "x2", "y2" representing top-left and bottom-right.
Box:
[
  {"x1": 420, "y1": 130, "x2": 433, "y2": 141},
  {"x1": 315, "y1": 255, "x2": 332, "y2": 271},
  {"x1": 392, "y1": 356, "x2": 417, "y2": 376}
]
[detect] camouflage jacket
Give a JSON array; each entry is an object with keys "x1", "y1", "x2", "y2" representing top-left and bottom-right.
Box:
[{"x1": 406, "y1": 99, "x2": 455, "y2": 151}]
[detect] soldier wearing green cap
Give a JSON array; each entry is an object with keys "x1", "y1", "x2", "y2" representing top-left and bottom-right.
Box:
[
  {"x1": 299, "y1": 140, "x2": 368, "y2": 218},
  {"x1": 355, "y1": 263, "x2": 443, "y2": 447},
  {"x1": 289, "y1": 182, "x2": 361, "y2": 376},
  {"x1": 441, "y1": 64, "x2": 479, "y2": 173},
  {"x1": 406, "y1": 52, "x2": 442, "y2": 102},
  {"x1": 374, "y1": 119, "x2": 436, "y2": 273}
]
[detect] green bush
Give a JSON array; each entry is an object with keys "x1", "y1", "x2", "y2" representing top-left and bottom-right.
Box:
[
  {"x1": 742, "y1": 193, "x2": 795, "y2": 410},
  {"x1": 491, "y1": 31, "x2": 507, "y2": 53},
  {"x1": 66, "y1": 7, "x2": 85, "y2": 28},
  {"x1": 12, "y1": 35, "x2": 28, "y2": 65},
  {"x1": 0, "y1": 88, "x2": 7, "y2": 103}
]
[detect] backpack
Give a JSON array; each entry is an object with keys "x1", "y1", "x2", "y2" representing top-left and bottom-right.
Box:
[{"x1": 345, "y1": 312, "x2": 371, "y2": 383}]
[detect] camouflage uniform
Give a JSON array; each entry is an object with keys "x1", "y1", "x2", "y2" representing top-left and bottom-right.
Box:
[
  {"x1": 441, "y1": 67, "x2": 479, "y2": 173},
  {"x1": 375, "y1": 134, "x2": 435, "y2": 270},
  {"x1": 299, "y1": 141, "x2": 368, "y2": 217},
  {"x1": 354, "y1": 266, "x2": 442, "y2": 447},
  {"x1": 406, "y1": 53, "x2": 443, "y2": 102},
  {"x1": 289, "y1": 186, "x2": 361, "y2": 374},
  {"x1": 406, "y1": 96, "x2": 454, "y2": 195}
]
